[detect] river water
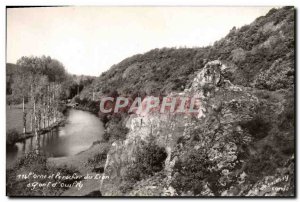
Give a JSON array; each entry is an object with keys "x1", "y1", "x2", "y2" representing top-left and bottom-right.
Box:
[{"x1": 7, "y1": 109, "x2": 104, "y2": 167}]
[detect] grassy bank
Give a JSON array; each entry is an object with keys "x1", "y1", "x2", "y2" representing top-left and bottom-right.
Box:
[{"x1": 48, "y1": 141, "x2": 110, "y2": 196}]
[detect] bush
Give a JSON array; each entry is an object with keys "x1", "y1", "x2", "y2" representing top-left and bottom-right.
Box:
[
  {"x1": 102, "y1": 131, "x2": 110, "y2": 142},
  {"x1": 105, "y1": 115, "x2": 129, "y2": 141},
  {"x1": 240, "y1": 115, "x2": 271, "y2": 140},
  {"x1": 119, "y1": 163, "x2": 142, "y2": 193},
  {"x1": 171, "y1": 149, "x2": 217, "y2": 195},
  {"x1": 120, "y1": 141, "x2": 167, "y2": 193},
  {"x1": 87, "y1": 152, "x2": 108, "y2": 168},
  {"x1": 244, "y1": 145, "x2": 285, "y2": 183},
  {"x1": 74, "y1": 97, "x2": 99, "y2": 114},
  {"x1": 135, "y1": 142, "x2": 168, "y2": 175},
  {"x1": 6, "y1": 129, "x2": 22, "y2": 146},
  {"x1": 278, "y1": 95, "x2": 294, "y2": 132}
]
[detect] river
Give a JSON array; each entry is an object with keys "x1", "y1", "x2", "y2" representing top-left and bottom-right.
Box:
[{"x1": 7, "y1": 109, "x2": 104, "y2": 167}]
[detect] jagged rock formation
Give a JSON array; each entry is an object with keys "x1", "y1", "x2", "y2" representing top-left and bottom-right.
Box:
[{"x1": 100, "y1": 57, "x2": 293, "y2": 196}]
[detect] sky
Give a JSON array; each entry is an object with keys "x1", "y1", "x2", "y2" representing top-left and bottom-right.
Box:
[{"x1": 7, "y1": 6, "x2": 274, "y2": 76}]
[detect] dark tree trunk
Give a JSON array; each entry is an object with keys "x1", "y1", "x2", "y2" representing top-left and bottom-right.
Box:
[{"x1": 22, "y1": 97, "x2": 26, "y2": 137}]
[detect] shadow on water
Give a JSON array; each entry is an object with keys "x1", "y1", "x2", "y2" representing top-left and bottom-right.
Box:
[{"x1": 7, "y1": 109, "x2": 104, "y2": 167}]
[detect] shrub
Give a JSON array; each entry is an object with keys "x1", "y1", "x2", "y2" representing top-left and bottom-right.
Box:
[
  {"x1": 87, "y1": 152, "x2": 108, "y2": 168},
  {"x1": 111, "y1": 124, "x2": 129, "y2": 141},
  {"x1": 171, "y1": 149, "x2": 216, "y2": 195},
  {"x1": 135, "y1": 142, "x2": 168, "y2": 175},
  {"x1": 120, "y1": 142, "x2": 167, "y2": 193},
  {"x1": 278, "y1": 96, "x2": 294, "y2": 132},
  {"x1": 102, "y1": 131, "x2": 110, "y2": 142},
  {"x1": 119, "y1": 163, "x2": 142, "y2": 193},
  {"x1": 244, "y1": 145, "x2": 285, "y2": 183},
  {"x1": 6, "y1": 129, "x2": 21, "y2": 146},
  {"x1": 240, "y1": 115, "x2": 271, "y2": 140},
  {"x1": 105, "y1": 115, "x2": 129, "y2": 141}
]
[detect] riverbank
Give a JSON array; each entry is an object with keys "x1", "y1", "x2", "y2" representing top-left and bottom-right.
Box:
[
  {"x1": 7, "y1": 109, "x2": 108, "y2": 196},
  {"x1": 6, "y1": 104, "x2": 68, "y2": 146},
  {"x1": 7, "y1": 119, "x2": 66, "y2": 146},
  {"x1": 46, "y1": 108, "x2": 109, "y2": 196},
  {"x1": 48, "y1": 140, "x2": 110, "y2": 196}
]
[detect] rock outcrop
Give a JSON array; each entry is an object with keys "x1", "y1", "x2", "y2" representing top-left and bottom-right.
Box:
[{"x1": 99, "y1": 56, "x2": 293, "y2": 196}]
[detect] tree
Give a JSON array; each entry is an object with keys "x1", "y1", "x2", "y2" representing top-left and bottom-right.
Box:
[
  {"x1": 11, "y1": 66, "x2": 32, "y2": 136},
  {"x1": 16, "y1": 56, "x2": 67, "y2": 154}
]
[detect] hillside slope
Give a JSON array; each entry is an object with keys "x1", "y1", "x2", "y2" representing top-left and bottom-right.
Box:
[
  {"x1": 80, "y1": 6, "x2": 294, "y2": 99},
  {"x1": 78, "y1": 7, "x2": 295, "y2": 197}
]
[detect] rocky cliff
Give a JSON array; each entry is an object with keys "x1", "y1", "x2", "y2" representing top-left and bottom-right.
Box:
[{"x1": 80, "y1": 6, "x2": 295, "y2": 196}]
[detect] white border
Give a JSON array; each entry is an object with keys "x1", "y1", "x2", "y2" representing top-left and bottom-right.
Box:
[{"x1": 0, "y1": 1, "x2": 298, "y2": 201}]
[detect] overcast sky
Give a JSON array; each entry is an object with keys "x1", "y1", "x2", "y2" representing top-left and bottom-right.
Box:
[{"x1": 7, "y1": 6, "x2": 274, "y2": 76}]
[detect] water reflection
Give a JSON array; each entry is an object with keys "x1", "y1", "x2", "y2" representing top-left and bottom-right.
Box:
[{"x1": 7, "y1": 109, "x2": 104, "y2": 167}]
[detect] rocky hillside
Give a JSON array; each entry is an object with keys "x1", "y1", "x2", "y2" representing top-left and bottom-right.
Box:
[
  {"x1": 79, "y1": 7, "x2": 295, "y2": 196},
  {"x1": 80, "y1": 6, "x2": 294, "y2": 98}
]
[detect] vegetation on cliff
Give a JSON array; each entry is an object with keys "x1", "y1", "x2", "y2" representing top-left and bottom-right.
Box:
[{"x1": 77, "y1": 7, "x2": 295, "y2": 197}]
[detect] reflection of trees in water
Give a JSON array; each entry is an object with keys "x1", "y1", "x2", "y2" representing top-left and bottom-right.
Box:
[
  {"x1": 6, "y1": 128, "x2": 64, "y2": 165},
  {"x1": 9, "y1": 110, "x2": 102, "y2": 163},
  {"x1": 22, "y1": 140, "x2": 26, "y2": 153},
  {"x1": 7, "y1": 144, "x2": 18, "y2": 156},
  {"x1": 42, "y1": 134, "x2": 45, "y2": 147},
  {"x1": 29, "y1": 137, "x2": 33, "y2": 151}
]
